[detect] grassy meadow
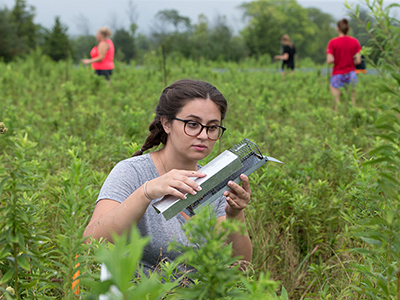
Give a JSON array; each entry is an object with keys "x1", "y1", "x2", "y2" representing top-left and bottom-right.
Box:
[{"x1": 0, "y1": 52, "x2": 397, "y2": 299}]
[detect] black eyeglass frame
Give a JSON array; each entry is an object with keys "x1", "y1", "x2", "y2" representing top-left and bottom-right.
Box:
[{"x1": 172, "y1": 117, "x2": 226, "y2": 141}]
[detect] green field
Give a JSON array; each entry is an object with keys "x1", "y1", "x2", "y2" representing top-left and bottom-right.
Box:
[{"x1": 0, "y1": 53, "x2": 398, "y2": 299}]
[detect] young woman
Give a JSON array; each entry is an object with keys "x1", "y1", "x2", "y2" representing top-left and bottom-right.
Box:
[
  {"x1": 274, "y1": 34, "x2": 296, "y2": 75},
  {"x1": 326, "y1": 19, "x2": 362, "y2": 111},
  {"x1": 81, "y1": 27, "x2": 115, "y2": 82},
  {"x1": 83, "y1": 79, "x2": 253, "y2": 276}
]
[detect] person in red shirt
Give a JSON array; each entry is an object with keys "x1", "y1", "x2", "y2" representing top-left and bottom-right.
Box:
[
  {"x1": 81, "y1": 27, "x2": 115, "y2": 83},
  {"x1": 326, "y1": 19, "x2": 362, "y2": 111}
]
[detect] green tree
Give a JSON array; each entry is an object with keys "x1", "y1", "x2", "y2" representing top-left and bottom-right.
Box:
[
  {"x1": 155, "y1": 9, "x2": 191, "y2": 32},
  {"x1": 348, "y1": 8, "x2": 375, "y2": 46},
  {"x1": 151, "y1": 9, "x2": 192, "y2": 51},
  {"x1": 240, "y1": 0, "x2": 319, "y2": 61},
  {"x1": 43, "y1": 16, "x2": 70, "y2": 61},
  {"x1": 306, "y1": 7, "x2": 336, "y2": 63},
  {"x1": 240, "y1": 1, "x2": 283, "y2": 59},
  {"x1": 10, "y1": 0, "x2": 37, "y2": 52},
  {"x1": 207, "y1": 14, "x2": 247, "y2": 61},
  {"x1": 71, "y1": 35, "x2": 97, "y2": 64},
  {"x1": 0, "y1": 8, "x2": 21, "y2": 62},
  {"x1": 113, "y1": 28, "x2": 135, "y2": 63}
]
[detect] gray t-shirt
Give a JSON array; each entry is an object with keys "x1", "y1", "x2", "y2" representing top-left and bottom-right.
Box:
[{"x1": 96, "y1": 153, "x2": 227, "y2": 274}]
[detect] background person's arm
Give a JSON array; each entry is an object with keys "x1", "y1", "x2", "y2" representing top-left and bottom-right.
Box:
[
  {"x1": 275, "y1": 53, "x2": 289, "y2": 61},
  {"x1": 326, "y1": 53, "x2": 334, "y2": 64},
  {"x1": 354, "y1": 52, "x2": 362, "y2": 65},
  {"x1": 81, "y1": 41, "x2": 109, "y2": 65}
]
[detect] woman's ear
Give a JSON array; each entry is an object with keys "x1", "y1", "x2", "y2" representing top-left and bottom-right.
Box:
[{"x1": 160, "y1": 117, "x2": 171, "y2": 134}]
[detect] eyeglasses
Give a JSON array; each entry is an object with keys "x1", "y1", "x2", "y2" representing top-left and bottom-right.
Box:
[{"x1": 173, "y1": 118, "x2": 226, "y2": 141}]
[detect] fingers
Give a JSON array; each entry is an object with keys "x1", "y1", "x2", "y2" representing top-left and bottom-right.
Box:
[
  {"x1": 147, "y1": 170, "x2": 206, "y2": 200},
  {"x1": 223, "y1": 174, "x2": 251, "y2": 212},
  {"x1": 226, "y1": 175, "x2": 251, "y2": 200},
  {"x1": 240, "y1": 174, "x2": 251, "y2": 194},
  {"x1": 169, "y1": 170, "x2": 204, "y2": 194}
]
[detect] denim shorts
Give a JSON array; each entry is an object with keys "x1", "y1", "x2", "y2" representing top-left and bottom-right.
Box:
[{"x1": 330, "y1": 71, "x2": 358, "y2": 88}]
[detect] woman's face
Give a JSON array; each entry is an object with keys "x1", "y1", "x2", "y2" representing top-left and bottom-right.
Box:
[
  {"x1": 96, "y1": 31, "x2": 103, "y2": 41},
  {"x1": 163, "y1": 98, "x2": 222, "y2": 163}
]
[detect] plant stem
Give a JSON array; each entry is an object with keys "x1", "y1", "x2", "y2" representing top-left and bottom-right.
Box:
[
  {"x1": 13, "y1": 243, "x2": 19, "y2": 299},
  {"x1": 397, "y1": 243, "x2": 400, "y2": 300}
]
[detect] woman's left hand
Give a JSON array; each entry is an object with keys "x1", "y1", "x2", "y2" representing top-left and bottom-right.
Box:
[
  {"x1": 81, "y1": 58, "x2": 91, "y2": 65},
  {"x1": 223, "y1": 174, "x2": 251, "y2": 218}
]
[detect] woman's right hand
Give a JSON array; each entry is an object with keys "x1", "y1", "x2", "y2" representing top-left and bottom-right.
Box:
[
  {"x1": 81, "y1": 58, "x2": 91, "y2": 65},
  {"x1": 145, "y1": 170, "x2": 206, "y2": 200}
]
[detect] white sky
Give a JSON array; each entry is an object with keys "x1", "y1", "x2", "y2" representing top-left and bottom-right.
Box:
[{"x1": 0, "y1": 0, "x2": 393, "y2": 36}]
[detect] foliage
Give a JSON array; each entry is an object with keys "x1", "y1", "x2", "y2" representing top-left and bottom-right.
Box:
[
  {"x1": 155, "y1": 9, "x2": 191, "y2": 32},
  {"x1": 113, "y1": 28, "x2": 136, "y2": 63},
  {"x1": 168, "y1": 206, "x2": 280, "y2": 299},
  {"x1": 306, "y1": 7, "x2": 337, "y2": 63},
  {"x1": 240, "y1": 0, "x2": 326, "y2": 62},
  {"x1": 43, "y1": 16, "x2": 70, "y2": 61},
  {"x1": 169, "y1": 206, "x2": 246, "y2": 299},
  {"x1": 10, "y1": 0, "x2": 37, "y2": 49},
  {"x1": 71, "y1": 35, "x2": 97, "y2": 64},
  {"x1": 88, "y1": 227, "x2": 176, "y2": 300},
  {"x1": 0, "y1": 133, "x2": 48, "y2": 298},
  {"x1": 344, "y1": 0, "x2": 400, "y2": 298},
  {"x1": 1, "y1": 0, "x2": 346, "y2": 65},
  {"x1": 87, "y1": 206, "x2": 279, "y2": 300},
  {"x1": 0, "y1": 8, "x2": 21, "y2": 62},
  {"x1": 0, "y1": 41, "x2": 393, "y2": 298}
]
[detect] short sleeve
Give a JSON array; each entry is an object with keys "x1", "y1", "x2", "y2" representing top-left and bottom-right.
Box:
[
  {"x1": 326, "y1": 40, "x2": 333, "y2": 54},
  {"x1": 96, "y1": 160, "x2": 141, "y2": 204}
]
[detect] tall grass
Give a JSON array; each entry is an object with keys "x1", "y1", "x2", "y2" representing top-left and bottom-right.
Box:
[{"x1": 0, "y1": 11, "x2": 397, "y2": 297}]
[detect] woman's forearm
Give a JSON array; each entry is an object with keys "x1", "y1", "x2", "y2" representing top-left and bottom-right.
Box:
[
  {"x1": 83, "y1": 185, "x2": 151, "y2": 242},
  {"x1": 226, "y1": 211, "x2": 253, "y2": 261},
  {"x1": 88, "y1": 55, "x2": 106, "y2": 64}
]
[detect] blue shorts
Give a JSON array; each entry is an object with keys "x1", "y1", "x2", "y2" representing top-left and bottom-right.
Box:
[{"x1": 330, "y1": 71, "x2": 358, "y2": 88}]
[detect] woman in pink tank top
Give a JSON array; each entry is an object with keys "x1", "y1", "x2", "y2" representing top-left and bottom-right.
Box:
[{"x1": 81, "y1": 27, "x2": 115, "y2": 83}]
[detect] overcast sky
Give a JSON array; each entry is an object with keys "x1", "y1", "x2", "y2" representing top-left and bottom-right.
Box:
[{"x1": 0, "y1": 0, "x2": 389, "y2": 36}]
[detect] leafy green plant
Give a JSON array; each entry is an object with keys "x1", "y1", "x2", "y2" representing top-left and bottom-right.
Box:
[
  {"x1": 345, "y1": 0, "x2": 400, "y2": 298},
  {"x1": 88, "y1": 226, "x2": 177, "y2": 300},
  {"x1": 48, "y1": 148, "x2": 98, "y2": 299},
  {"x1": 0, "y1": 133, "x2": 48, "y2": 298},
  {"x1": 169, "y1": 206, "x2": 279, "y2": 300},
  {"x1": 0, "y1": 38, "x2": 394, "y2": 298}
]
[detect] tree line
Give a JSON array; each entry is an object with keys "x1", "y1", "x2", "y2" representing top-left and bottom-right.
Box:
[{"x1": 0, "y1": 0, "x2": 374, "y2": 65}]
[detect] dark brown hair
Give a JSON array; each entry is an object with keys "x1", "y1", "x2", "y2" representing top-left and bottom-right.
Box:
[
  {"x1": 337, "y1": 18, "x2": 349, "y2": 35},
  {"x1": 133, "y1": 79, "x2": 228, "y2": 156}
]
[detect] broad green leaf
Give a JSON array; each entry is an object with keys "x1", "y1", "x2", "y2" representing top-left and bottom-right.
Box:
[
  {"x1": 0, "y1": 269, "x2": 14, "y2": 284},
  {"x1": 17, "y1": 255, "x2": 31, "y2": 271}
]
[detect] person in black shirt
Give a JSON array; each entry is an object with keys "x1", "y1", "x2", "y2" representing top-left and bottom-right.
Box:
[{"x1": 274, "y1": 34, "x2": 296, "y2": 75}]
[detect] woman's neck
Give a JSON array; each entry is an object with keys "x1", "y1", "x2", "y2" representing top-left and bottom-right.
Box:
[{"x1": 153, "y1": 148, "x2": 198, "y2": 175}]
